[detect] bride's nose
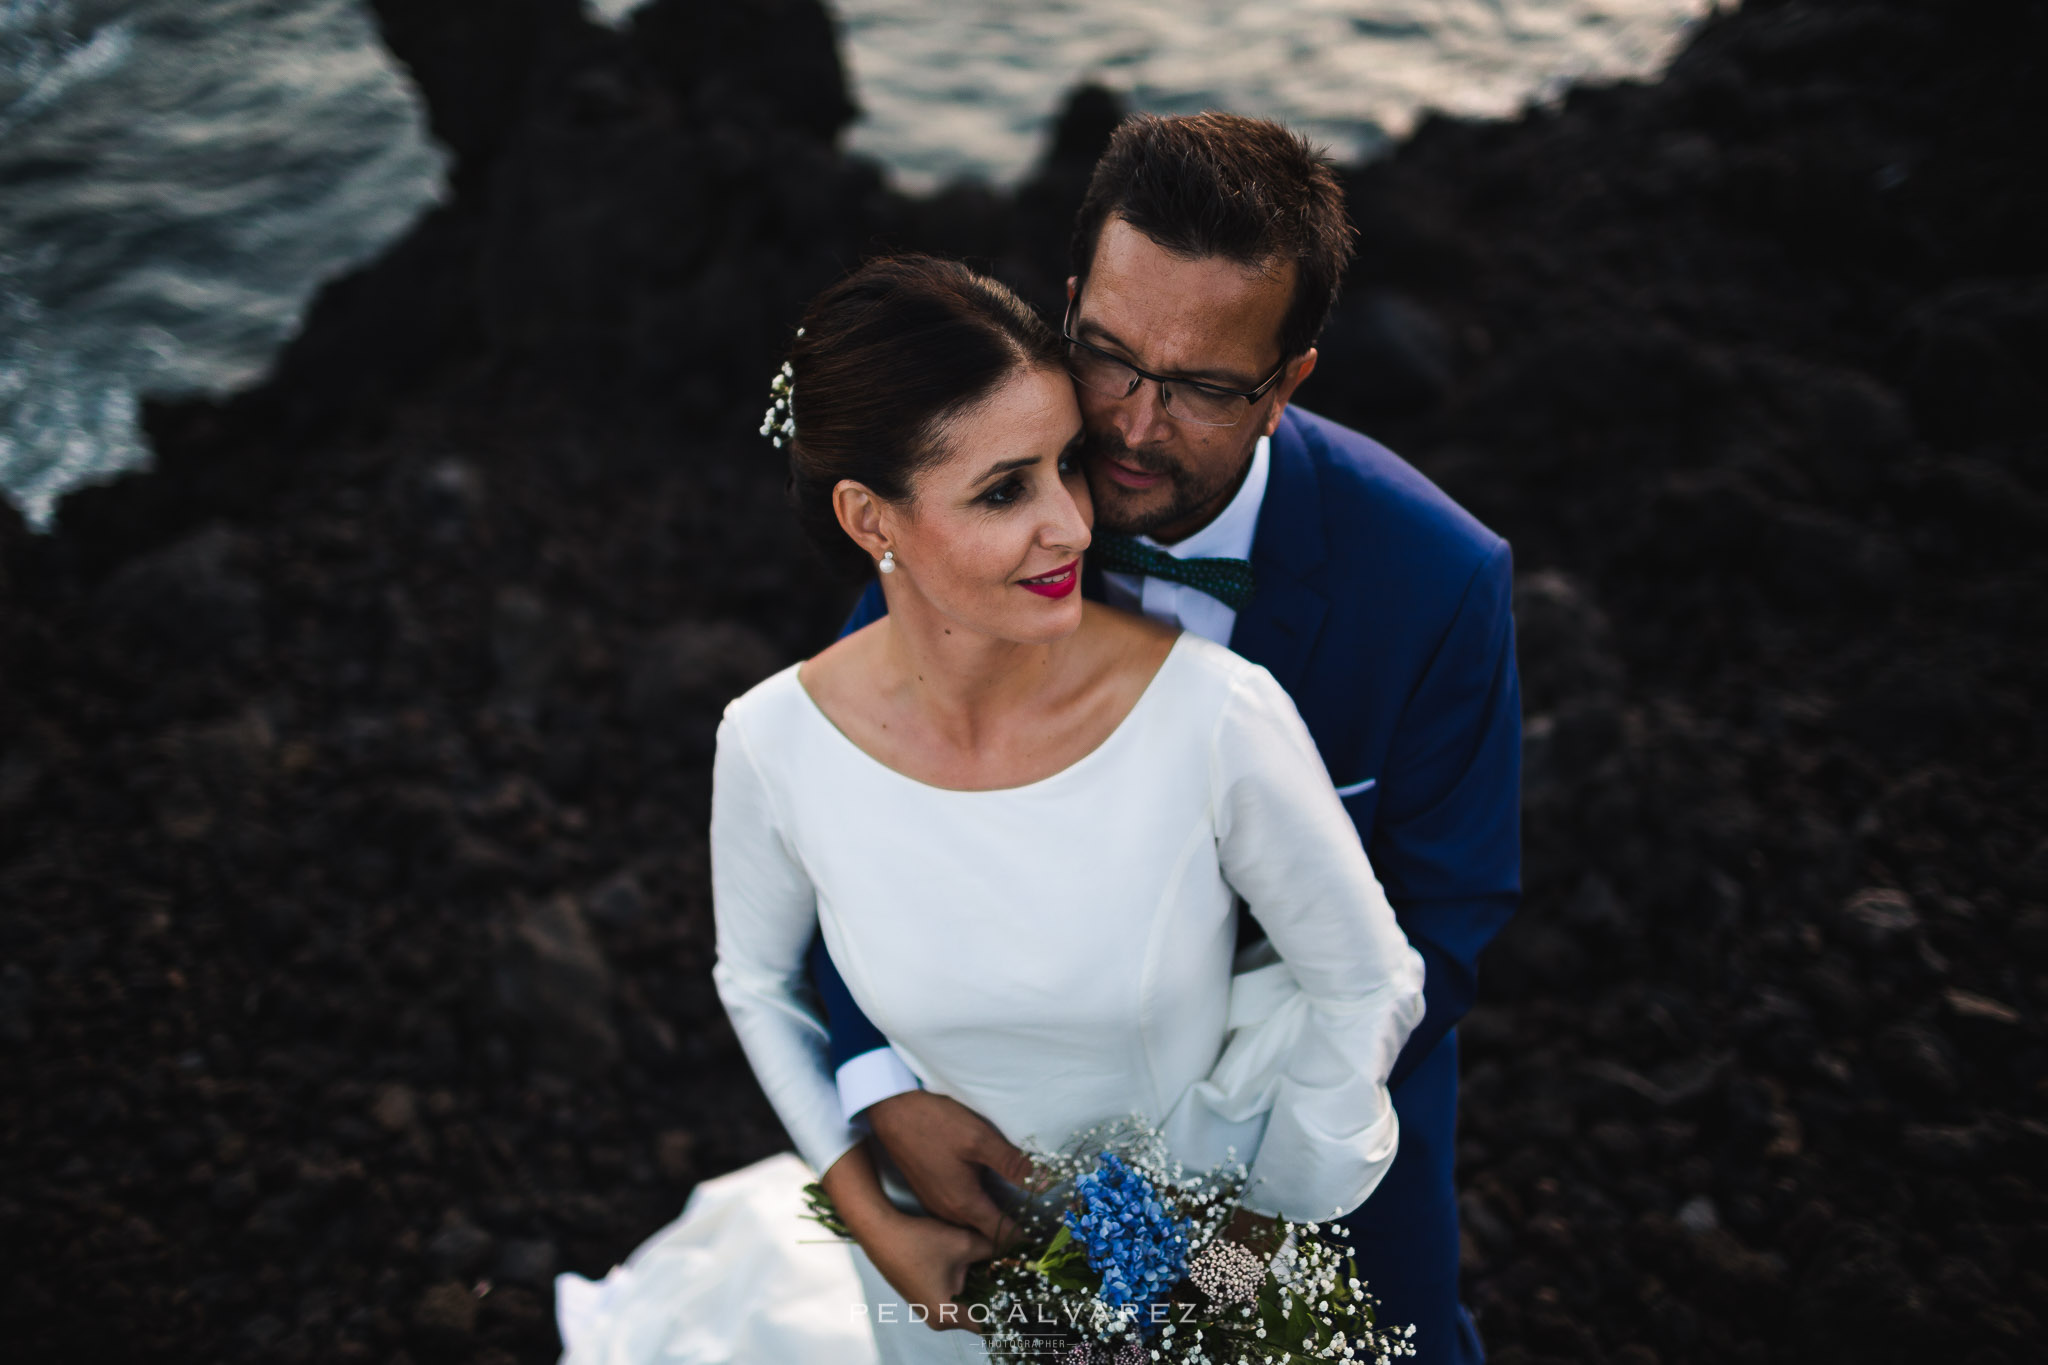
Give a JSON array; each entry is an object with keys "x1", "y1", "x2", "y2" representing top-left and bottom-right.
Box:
[{"x1": 1044, "y1": 477, "x2": 1091, "y2": 555}]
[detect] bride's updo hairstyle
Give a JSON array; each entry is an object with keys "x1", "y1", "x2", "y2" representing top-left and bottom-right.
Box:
[{"x1": 781, "y1": 255, "x2": 1061, "y2": 577}]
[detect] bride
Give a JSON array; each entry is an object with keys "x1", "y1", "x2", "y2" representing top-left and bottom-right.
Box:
[{"x1": 703, "y1": 255, "x2": 1423, "y2": 1364}]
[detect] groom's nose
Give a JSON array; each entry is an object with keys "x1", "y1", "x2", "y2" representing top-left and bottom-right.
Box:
[{"x1": 1107, "y1": 374, "x2": 1177, "y2": 449}]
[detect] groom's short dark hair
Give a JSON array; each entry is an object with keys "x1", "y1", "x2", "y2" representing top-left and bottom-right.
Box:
[{"x1": 1071, "y1": 113, "x2": 1355, "y2": 361}]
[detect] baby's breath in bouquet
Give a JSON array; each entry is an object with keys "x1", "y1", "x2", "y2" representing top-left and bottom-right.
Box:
[{"x1": 808, "y1": 1117, "x2": 1416, "y2": 1364}]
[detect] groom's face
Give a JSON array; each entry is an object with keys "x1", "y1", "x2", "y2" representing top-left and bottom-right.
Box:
[{"x1": 1067, "y1": 217, "x2": 1317, "y2": 543}]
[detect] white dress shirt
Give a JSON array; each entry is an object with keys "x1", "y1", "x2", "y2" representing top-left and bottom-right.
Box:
[{"x1": 833, "y1": 436, "x2": 1276, "y2": 1120}]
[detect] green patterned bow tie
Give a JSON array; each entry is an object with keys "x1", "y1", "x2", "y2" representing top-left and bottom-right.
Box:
[{"x1": 1090, "y1": 534, "x2": 1258, "y2": 611}]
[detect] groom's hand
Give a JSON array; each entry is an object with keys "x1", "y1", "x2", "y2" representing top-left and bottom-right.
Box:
[{"x1": 865, "y1": 1091, "x2": 1032, "y2": 1244}]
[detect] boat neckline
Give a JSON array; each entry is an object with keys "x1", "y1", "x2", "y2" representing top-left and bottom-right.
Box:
[{"x1": 788, "y1": 631, "x2": 1191, "y2": 795}]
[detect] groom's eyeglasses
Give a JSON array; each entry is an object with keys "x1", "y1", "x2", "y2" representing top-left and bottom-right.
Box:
[{"x1": 1061, "y1": 293, "x2": 1291, "y2": 428}]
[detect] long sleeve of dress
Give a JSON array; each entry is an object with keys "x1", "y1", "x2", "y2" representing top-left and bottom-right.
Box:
[
  {"x1": 709, "y1": 709, "x2": 864, "y2": 1178},
  {"x1": 1210, "y1": 665, "x2": 1427, "y2": 1221}
]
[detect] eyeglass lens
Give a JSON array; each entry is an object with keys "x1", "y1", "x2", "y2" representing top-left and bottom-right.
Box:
[{"x1": 1063, "y1": 346, "x2": 1244, "y2": 427}]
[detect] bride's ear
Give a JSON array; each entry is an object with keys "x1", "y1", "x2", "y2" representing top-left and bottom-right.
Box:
[{"x1": 832, "y1": 480, "x2": 895, "y2": 566}]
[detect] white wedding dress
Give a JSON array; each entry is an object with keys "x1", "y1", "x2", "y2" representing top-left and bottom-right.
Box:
[{"x1": 558, "y1": 633, "x2": 1424, "y2": 1365}]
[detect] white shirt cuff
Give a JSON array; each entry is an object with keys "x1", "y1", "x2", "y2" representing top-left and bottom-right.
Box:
[{"x1": 836, "y1": 1046, "x2": 922, "y2": 1122}]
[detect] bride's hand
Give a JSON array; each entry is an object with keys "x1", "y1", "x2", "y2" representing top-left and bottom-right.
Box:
[
  {"x1": 820, "y1": 1141, "x2": 993, "y2": 1334},
  {"x1": 859, "y1": 1208, "x2": 994, "y2": 1333}
]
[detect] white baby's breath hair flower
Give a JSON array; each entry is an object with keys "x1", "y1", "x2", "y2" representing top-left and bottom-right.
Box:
[{"x1": 760, "y1": 359, "x2": 797, "y2": 448}]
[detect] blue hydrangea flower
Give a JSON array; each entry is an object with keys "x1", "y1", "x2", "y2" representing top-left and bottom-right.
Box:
[{"x1": 1064, "y1": 1153, "x2": 1192, "y2": 1317}]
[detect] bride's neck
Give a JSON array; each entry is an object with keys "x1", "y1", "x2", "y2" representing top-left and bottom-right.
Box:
[{"x1": 878, "y1": 600, "x2": 1079, "y2": 744}]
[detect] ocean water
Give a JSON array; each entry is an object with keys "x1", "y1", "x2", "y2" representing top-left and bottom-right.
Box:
[
  {"x1": 0, "y1": 0, "x2": 444, "y2": 529},
  {"x1": 824, "y1": 0, "x2": 1712, "y2": 191},
  {"x1": 2, "y1": 0, "x2": 1706, "y2": 530}
]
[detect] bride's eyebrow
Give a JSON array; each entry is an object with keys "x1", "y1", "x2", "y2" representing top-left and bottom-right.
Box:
[{"x1": 972, "y1": 455, "x2": 1038, "y2": 485}]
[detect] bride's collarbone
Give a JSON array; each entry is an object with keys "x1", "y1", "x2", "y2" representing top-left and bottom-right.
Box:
[
  {"x1": 835, "y1": 690, "x2": 1121, "y2": 791},
  {"x1": 802, "y1": 628, "x2": 1173, "y2": 792}
]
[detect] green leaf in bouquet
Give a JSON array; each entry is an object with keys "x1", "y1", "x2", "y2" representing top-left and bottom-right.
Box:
[
  {"x1": 1028, "y1": 1229, "x2": 1098, "y2": 1294},
  {"x1": 799, "y1": 1181, "x2": 852, "y2": 1240},
  {"x1": 1038, "y1": 1223, "x2": 1073, "y2": 1261}
]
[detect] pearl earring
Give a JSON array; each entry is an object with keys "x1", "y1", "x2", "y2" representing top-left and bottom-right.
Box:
[{"x1": 879, "y1": 550, "x2": 896, "y2": 574}]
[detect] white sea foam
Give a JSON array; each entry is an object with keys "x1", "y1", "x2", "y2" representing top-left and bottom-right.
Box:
[{"x1": 0, "y1": 3, "x2": 132, "y2": 140}]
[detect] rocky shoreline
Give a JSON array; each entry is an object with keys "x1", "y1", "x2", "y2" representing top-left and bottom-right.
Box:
[{"x1": 3, "y1": 1, "x2": 2044, "y2": 1361}]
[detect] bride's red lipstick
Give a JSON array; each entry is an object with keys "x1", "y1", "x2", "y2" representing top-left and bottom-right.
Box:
[{"x1": 1019, "y1": 560, "x2": 1079, "y2": 598}]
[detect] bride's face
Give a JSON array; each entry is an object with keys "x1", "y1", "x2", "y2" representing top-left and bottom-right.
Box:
[{"x1": 880, "y1": 364, "x2": 1093, "y2": 645}]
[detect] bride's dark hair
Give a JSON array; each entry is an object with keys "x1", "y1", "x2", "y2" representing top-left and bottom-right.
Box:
[{"x1": 782, "y1": 256, "x2": 1061, "y2": 577}]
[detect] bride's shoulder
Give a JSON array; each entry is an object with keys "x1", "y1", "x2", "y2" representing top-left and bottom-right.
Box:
[
  {"x1": 725, "y1": 618, "x2": 890, "y2": 757},
  {"x1": 1080, "y1": 608, "x2": 1283, "y2": 720},
  {"x1": 1148, "y1": 635, "x2": 1300, "y2": 748},
  {"x1": 1081, "y1": 600, "x2": 1177, "y2": 664},
  {"x1": 786, "y1": 617, "x2": 883, "y2": 721},
  {"x1": 719, "y1": 653, "x2": 810, "y2": 734},
  {"x1": 1150, "y1": 626, "x2": 1272, "y2": 695}
]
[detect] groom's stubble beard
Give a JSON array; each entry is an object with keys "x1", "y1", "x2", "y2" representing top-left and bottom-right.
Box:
[{"x1": 1081, "y1": 424, "x2": 1252, "y2": 540}]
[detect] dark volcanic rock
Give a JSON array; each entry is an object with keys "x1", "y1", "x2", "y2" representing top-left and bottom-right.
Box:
[
  {"x1": 1872, "y1": 1021, "x2": 1962, "y2": 1105},
  {"x1": 629, "y1": 0, "x2": 857, "y2": 142},
  {"x1": 91, "y1": 523, "x2": 264, "y2": 663},
  {"x1": 369, "y1": 0, "x2": 588, "y2": 190},
  {"x1": 0, "y1": 964, "x2": 34, "y2": 1044},
  {"x1": 1894, "y1": 276, "x2": 2048, "y2": 448},
  {"x1": 1320, "y1": 290, "x2": 1458, "y2": 418},
  {"x1": 623, "y1": 620, "x2": 787, "y2": 737},
  {"x1": 493, "y1": 1237, "x2": 559, "y2": 1289},
  {"x1": 411, "y1": 1280, "x2": 480, "y2": 1351},
  {"x1": 1837, "y1": 887, "x2": 1920, "y2": 952},
  {"x1": 492, "y1": 894, "x2": 619, "y2": 1074},
  {"x1": 0, "y1": 494, "x2": 25, "y2": 596},
  {"x1": 2, "y1": 2, "x2": 2043, "y2": 1363},
  {"x1": 1512, "y1": 570, "x2": 1624, "y2": 715},
  {"x1": 427, "y1": 1215, "x2": 496, "y2": 1280}
]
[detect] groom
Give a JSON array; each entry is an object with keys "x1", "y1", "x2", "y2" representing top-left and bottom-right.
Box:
[{"x1": 811, "y1": 112, "x2": 1519, "y2": 1363}]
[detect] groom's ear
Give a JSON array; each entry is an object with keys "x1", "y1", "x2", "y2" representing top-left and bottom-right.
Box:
[
  {"x1": 1259, "y1": 347, "x2": 1319, "y2": 438},
  {"x1": 1065, "y1": 275, "x2": 1078, "y2": 303},
  {"x1": 832, "y1": 480, "x2": 893, "y2": 562}
]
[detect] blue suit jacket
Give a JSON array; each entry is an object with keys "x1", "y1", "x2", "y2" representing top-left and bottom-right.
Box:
[{"x1": 806, "y1": 405, "x2": 1519, "y2": 1359}]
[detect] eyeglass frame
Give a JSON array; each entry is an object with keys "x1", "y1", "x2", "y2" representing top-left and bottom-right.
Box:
[{"x1": 1060, "y1": 291, "x2": 1294, "y2": 428}]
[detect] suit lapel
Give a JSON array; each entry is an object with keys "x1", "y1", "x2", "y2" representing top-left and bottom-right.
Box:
[{"x1": 1230, "y1": 411, "x2": 1328, "y2": 696}]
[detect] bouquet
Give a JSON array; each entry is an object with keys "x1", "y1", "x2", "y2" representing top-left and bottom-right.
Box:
[{"x1": 806, "y1": 1118, "x2": 1416, "y2": 1364}]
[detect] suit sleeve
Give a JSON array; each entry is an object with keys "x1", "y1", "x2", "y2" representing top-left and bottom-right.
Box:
[
  {"x1": 1373, "y1": 538, "x2": 1522, "y2": 1089},
  {"x1": 809, "y1": 579, "x2": 898, "y2": 1077},
  {"x1": 810, "y1": 932, "x2": 889, "y2": 1069}
]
